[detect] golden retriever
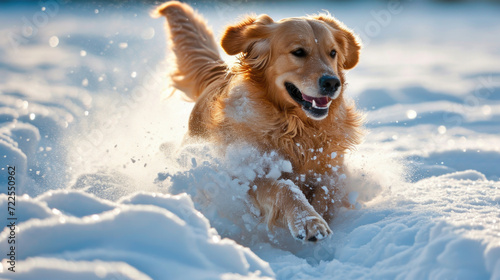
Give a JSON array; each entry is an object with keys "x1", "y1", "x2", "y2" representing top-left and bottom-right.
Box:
[{"x1": 155, "y1": 1, "x2": 363, "y2": 242}]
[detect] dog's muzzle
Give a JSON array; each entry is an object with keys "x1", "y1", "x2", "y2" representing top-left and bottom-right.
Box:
[{"x1": 285, "y1": 82, "x2": 334, "y2": 120}]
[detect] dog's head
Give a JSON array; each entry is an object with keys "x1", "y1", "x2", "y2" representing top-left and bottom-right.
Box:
[{"x1": 221, "y1": 13, "x2": 360, "y2": 121}]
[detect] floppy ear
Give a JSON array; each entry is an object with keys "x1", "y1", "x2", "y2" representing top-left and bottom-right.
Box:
[
  {"x1": 221, "y1": 14, "x2": 274, "y2": 55},
  {"x1": 314, "y1": 14, "x2": 361, "y2": 70}
]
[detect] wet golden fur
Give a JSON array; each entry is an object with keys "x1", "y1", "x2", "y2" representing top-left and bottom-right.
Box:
[{"x1": 155, "y1": 1, "x2": 363, "y2": 242}]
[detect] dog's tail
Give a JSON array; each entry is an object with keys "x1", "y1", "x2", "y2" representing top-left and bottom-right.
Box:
[{"x1": 154, "y1": 1, "x2": 228, "y2": 101}]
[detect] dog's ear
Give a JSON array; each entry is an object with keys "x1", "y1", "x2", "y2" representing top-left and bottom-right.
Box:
[
  {"x1": 221, "y1": 14, "x2": 274, "y2": 55},
  {"x1": 314, "y1": 14, "x2": 361, "y2": 70}
]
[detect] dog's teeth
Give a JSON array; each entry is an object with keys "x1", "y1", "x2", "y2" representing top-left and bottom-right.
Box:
[{"x1": 311, "y1": 99, "x2": 331, "y2": 109}]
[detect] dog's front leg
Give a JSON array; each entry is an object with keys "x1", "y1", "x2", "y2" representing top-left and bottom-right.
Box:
[{"x1": 249, "y1": 178, "x2": 332, "y2": 242}]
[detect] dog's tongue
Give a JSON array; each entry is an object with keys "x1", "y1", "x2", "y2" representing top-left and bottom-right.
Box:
[{"x1": 302, "y1": 94, "x2": 330, "y2": 107}]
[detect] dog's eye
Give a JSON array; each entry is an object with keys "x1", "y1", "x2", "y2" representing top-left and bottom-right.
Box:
[
  {"x1": 330, "y1": 50, "x2": 337, "y2": 58},
  {"x1": 291, "y1": 48, "x2": 307, "y2": 58}
]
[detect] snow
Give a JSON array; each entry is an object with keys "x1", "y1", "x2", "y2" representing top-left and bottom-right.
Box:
[
  {"x1": 1, "y1": 1, "x2": 500, "y2": 279},
  {"x1": 1, "y1": 192, "x2": 273, "y2": 279}
]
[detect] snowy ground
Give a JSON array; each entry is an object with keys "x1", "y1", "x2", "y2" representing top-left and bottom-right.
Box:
[{"x1": 1, "y1": 1, "x2": 500, "y2": 279}]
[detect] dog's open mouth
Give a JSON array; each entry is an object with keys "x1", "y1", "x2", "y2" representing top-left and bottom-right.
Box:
[{"x1": 285, "y1": 82, "x2": 331, "y2": 120}]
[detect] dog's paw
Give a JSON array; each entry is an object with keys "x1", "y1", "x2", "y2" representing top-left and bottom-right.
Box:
[{"x1": 288, "y1": 212, "x2": 332, "y2": 242}]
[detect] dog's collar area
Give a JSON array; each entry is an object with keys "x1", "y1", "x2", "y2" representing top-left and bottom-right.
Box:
[{"x1": 285, "y1": 82, "x2": 331, "y2": 120}]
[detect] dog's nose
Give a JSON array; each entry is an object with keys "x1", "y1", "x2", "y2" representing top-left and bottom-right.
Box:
[{"x1": 319, "y1": 75, "x2": 341, "y2": 96}]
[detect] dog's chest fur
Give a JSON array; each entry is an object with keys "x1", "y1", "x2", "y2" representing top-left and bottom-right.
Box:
[{"x1": 222, "y1": 84, "x2": 347, "y2": 175}]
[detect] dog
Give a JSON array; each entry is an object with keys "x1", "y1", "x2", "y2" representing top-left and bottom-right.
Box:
[{"x1": 155, "y1": 1, "x2": 363, "y2": 242}]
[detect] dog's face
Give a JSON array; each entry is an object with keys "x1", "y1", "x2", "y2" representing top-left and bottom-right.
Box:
[{"x1": 222, "y1": 14, "x2": 360, "y2": 120}]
